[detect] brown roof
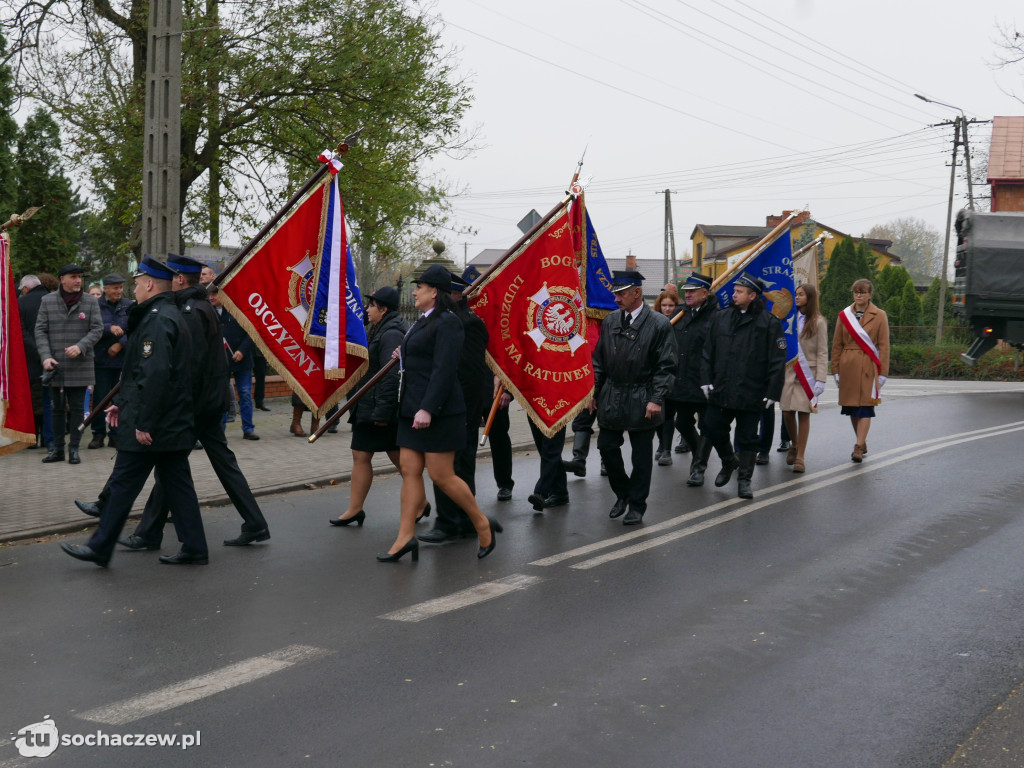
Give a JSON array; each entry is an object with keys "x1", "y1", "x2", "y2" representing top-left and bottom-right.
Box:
[{"x1": 987, "y1": 116, "x2": 1024, "y2": 181}]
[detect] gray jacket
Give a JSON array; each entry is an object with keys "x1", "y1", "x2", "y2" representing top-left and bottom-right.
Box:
[{"x1": 34, "y1": 291, "x2": 103, "y2": 388}]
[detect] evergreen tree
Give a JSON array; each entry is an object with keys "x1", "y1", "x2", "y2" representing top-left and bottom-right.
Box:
[
  {"x1": 819, "y1": 237, "x2": 868, "y2": 327},
  {"x1": 11, "y1": 109, "x2": 86, "y2": 275},
  {"x1": 856, "y1": 238, "x2": 878, "y2": 279},
  {"x1": 921, "y1": 276, "x2": 956, "y2": 330},
  {"x1": 897, "y1": 280, "x2": 922, "y2": 343},
  {"x1": 0, "y1": 36, "x2": 18, "y2": 220},
  {"x1": 874, "y1": 264, "x2": 908, "y2": 308}
]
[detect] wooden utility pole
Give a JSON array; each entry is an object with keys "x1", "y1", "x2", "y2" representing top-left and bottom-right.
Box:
[{"x1": 141, "y1": 0, "x2": 183, "y2": 258}]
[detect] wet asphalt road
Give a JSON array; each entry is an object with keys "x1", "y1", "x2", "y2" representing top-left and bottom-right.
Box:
[{"x1": 3, "y1": 388, "x2": 1024, "y2": 767}]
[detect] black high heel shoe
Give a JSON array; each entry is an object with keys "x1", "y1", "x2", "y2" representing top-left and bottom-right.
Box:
[
  {"x1": 377, "y1": 538, "x2": 419, "y2": 563},
  {"x1": 416, "y1": 502, "x2": 432, "y2": 522},
  {"x1": 329, "y1": 510, "x2": 365, "y2": 527},
  {"x1": 477, "y1": 517, "x2": 503, "y2": 559}
]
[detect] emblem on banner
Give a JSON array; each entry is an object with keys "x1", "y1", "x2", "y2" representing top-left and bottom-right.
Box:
[
  {"x1": 525, "y1": 284, "x2": 586, "y2": 354},
  {"x1": 286, "y1": 252, "x2": 317, "y2": 326}
]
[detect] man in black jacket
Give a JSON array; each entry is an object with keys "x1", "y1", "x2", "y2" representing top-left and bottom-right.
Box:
[
  {"x1": 18, "y1": 275, "x2": 49, "y2": 447},
  {"x1": 60, "y1": 256, "x2": 208, "y2": 566},
  {"x1": 592, "y1": 271, "x2": 676, "y2": 525},
  {"x1": 700, "y1": 272, "x2": 787, "y2": 499},
  {"x1": 118, "y1": 253, "x2": 270, "y2": 550}
]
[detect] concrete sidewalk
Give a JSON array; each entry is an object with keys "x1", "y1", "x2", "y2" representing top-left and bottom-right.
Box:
[{"x1": 0, "y1": 399, "x2": 546, "y2": 543}]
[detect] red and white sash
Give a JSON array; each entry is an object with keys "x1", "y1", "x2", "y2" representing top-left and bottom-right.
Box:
[
  {"x1": 839, "y1": 305, "x2": 882, "y2": 404},
  {"x1": 793, "y1": 347, "x2": 818, "y2": 412}
]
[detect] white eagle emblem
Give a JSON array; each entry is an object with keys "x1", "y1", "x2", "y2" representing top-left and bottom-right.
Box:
[{"x1": 525, "y1": 284, "x2": 586, "y2": 355}]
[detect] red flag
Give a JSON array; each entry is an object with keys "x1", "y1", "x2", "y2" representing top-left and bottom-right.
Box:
[
  {"x1": 1, "y1": 233, "x2": 35, "y2": 454},
  {"x1": 469, "y1": 206, "x2": 594, "y2": 436},
  {"x1": 218, "y1": 175, "x2": 368, "y2": 416}
]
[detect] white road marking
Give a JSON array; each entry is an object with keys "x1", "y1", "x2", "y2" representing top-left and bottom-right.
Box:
[
  {"x1": 570, "y1": 423, "x2": 1024, "y2": 570},
  {"x1": 76, "y1": 644, "x2": 330, "y2": 725},
  {"x1": 379, "y1": 574, "x2": 543, "y2": 622},
  {"x1": 531, "y1": 420, "x2": 1024, "y2": 567}
]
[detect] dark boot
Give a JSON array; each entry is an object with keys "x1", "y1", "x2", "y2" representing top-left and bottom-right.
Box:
[
  {"x1": 562, "y1": 431, "x2": 591, "y2": 477},
  {"x1": 290, "y1": 406, "x2": 306, "y2": 437},
  {"x1": 714, "y1": 448, "x2": 739, "y2": 488},
  {"x1": 687, "y1": 438, "x2": 714, "y2": 486},
  {"x1": 737, "y1": 451, "x2": 756, "y2": 499}
]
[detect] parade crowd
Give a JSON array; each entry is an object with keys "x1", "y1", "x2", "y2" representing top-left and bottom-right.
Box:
[{"x1": 14, "y1": 257, "x2": 889, "y2": 568}]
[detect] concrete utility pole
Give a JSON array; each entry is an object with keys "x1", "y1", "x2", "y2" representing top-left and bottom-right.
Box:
[
  {"x1": 658, "y1": 189, "x2": 677, "y2": 284},
  {"x1": 936, "y1": 117, "x2": 960, "y2": 345},
  {"x1": 141, "y1": 0, "x2": 183, "y2": 258}
]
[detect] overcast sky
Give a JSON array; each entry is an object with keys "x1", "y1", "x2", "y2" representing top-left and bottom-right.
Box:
[{"x1": 426, "y1": 0, "x2": 1022, "y2": 268}]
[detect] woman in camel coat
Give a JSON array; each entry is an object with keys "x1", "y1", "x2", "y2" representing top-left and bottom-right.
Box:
[
  {"x1": 830, "y1": 278, "x2": 890, "y2": 463},
  {"x1": 780, "y1": 284, "x2": 828, "y2": 473}
]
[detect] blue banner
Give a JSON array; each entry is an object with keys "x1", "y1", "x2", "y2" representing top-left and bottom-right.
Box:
[
  {"x1": 714, "y1": 232, "x2": 797, "y2": 362},
  {"x1": 584, "y1": 211, "x2": 616, "y2": 313}
]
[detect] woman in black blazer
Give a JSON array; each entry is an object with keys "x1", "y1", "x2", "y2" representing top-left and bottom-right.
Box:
[{"x1": 379, "y1": 265, "x2": 501, "y2": 562}]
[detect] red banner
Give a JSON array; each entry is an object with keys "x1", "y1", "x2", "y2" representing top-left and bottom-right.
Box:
[
  {"x1": 1, "y1": 233, "x2": 35, "y2": 453},
  {"x1": 218, "y1": 176, "x2": 367, "y2": 416},
  {"x1": 469, "y1": 206, "x2": 594, "y2": 436}
]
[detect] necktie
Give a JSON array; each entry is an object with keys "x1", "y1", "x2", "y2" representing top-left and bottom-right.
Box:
[{"x1": 624, "y1": 312, "x2": 631, "y2": 328}]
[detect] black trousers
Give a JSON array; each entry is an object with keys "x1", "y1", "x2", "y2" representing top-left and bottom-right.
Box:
[
  {"x1": 529, "y1": 420, "x2": 567, "y2": 497},
  {"x1": 133, "y1": 412, "x2": 268, "y2": 543},
  {"x1": 91, "y1": 368, "x2": 121, "y2": 438},
  {"x1": 87, "y1": 449, "x2": 206, "y2": 559},
  {"x1": 50, "y1": 385, "x2": 86, "y2": 449},
  {"x1": 658, "y1": 400, "x2": 679, "y2": 451},
  {"x1": 704, "y1": 404, "x2": 762, "y2": 453},
  {"x1": 570, "y1": 407, "x2": 597, "y2": 434},
  {"x1": 675, "y1": 400, "x2": 705, "y2": 450},
  {"x1": 431, "y1": 420, "x2": 481, "y2": 536},
  {"x1": 598, "y1": 426, "x2": 656, "y2": 512},
  {"x1": 489, "y1": 405, "x2": 514, "y2": 491}
]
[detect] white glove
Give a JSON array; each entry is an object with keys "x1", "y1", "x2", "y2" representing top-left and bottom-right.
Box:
[
  {"x1": 700, "y1": 384, "x2": 713, "y2": 398},
  {"x1": 812, "y1": 380, "x2": 826, "y2": 397},
  {"x1": 834, "y1": 374, "x2": 839, "y2": 386},
  {"x1": 878, "y1": 375, "x2": 887, "y2": 388},
  {"x1": 763, "y1": 398, "x2": 776, "y2": 409}
]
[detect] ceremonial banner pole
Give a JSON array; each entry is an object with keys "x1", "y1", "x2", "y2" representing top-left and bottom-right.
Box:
[
  {"x1": 479, "y1": 384, "x2": 505, "y2": 447},
  {"x1": 214, "y1": 129, "x2": 362, "y2": 286},
  {"x1": 307, "y1": 357, "x2": 398, "y2": 443},
  {"x1": 79, "y1": 381, "x2": 120, "y2": 432},
  {"x1": 709, "y1": 208, "x2": 802, "y2": 292}
]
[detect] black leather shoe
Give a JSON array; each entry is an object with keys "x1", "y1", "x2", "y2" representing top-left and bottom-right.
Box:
[
  {"x1": 674, "y1": 442, "x2": 689, "y2": 453},
  {"x1": 107, "y1": 436, "x2": 117, "y2": 449},
  {"x1": 75, "y1": 499, "x2": 101, "y2": 517},
  {"x1": 68, "y1": 447, "x2": 81, "y2": 465},
  {"x1": 755, "y1": 452, "x2": 769, "y2": 465},
  {"x1": 496, "y1": 487, "x2": 513, "y2": 502},
  {"x1": 600, "y1": 460, "x2": 608, "y2": 477},
  {"x1": 477, "y1": 517, "x2": 503, "y2": 559},
  {"x1": 714, "y1": 455, "x2": 739, "y2": 487},
  {"x1": 528, "y1": 493, "x2": 546, "y2": 512},
  {"x1": 657, "y1": 451, "x2": 673, "y2": 466},
  {"x1": 777, "y1": 439, "x2": 792, "y2": 452},
  {"x1": 417, "y1": 528, "x2": 460, "y2": 544},
  {"x1": 608, "y1": 497, "x2": 627, "y2": 518},
  {"x1": 223, "y1": 528, "x2": 270, "y2": 546},
  {"x1": 623, "y1": 507, "x2": 645, "y2": 526},
  {"x1": 42, "y1": 448, "x2": 65, "y2": 463},
  {"x1": 243, "y1": 431, "x2": 260, "y2": 441},
  {"x1": 377, "y1": 538, "x2": 418, "y2": 562},
  {"x1": 416, "y1": 502, "x2": 432, "y2": 522},
  {"x1": 329, "y1": 510, "x2": 365, "y2": 527},
  {"x1": 60, "y1": 542, "x2": 110, "y2": 567},
  {"x1": 118, "y1": 535, "x2": 161, "y2": 551},
  {"x1": 87, "y1": 436, "x2": 104, "y2": 449},
  {"x1": 159, "y1": 550, "x2": 209, "y2": 565},
  {"x1": 256, "y1": 404, "x2": 272, "y2": 412},
  {"x1": 544, "y1": 493, "x2": 569, "y2": 508}
]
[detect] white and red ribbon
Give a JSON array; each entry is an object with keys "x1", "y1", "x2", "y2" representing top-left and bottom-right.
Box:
[
  {"x1": 317, "y1": 149, "x2": 344, "y2": 176},
  {"x1": 794, "y1": 349, "x2": 818, "y2": 412},
  {"x1": 839, "y1": 305, "x2": 882, "y2": 404}
]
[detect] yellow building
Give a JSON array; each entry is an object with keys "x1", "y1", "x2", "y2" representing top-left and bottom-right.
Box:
[{"x1": 690, "y1": 210, "x2": 901, "y2": 281}]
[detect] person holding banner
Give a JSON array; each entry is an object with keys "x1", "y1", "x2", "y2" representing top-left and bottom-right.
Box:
[
  {"x1": 700, "y1": 272, "x2": 787, "y2": 499},
  {"x1": 780, "y1": 284, "x2": 827, "y2": 473},
  {"x1": 830, "y1": 279, "x2": 890, "y2": 463},
  {"x1": 382, "y1": 264, "x2": 501, "y2": 562},
  {"x1": 592, "y1": 270, "x2": 677, "y2": 526}
]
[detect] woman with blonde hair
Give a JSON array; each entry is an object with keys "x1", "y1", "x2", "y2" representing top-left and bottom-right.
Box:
[
  {"x1": 780, "y1": 283, "x2": 827, "y2": 472},
  {"x1": 830, "y1": 278, "x2": 890, "y2": 463}
]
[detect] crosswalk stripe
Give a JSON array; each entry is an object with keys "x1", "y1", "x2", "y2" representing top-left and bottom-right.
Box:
[{"x1": 379, "y1": 574, "x2": 543, "y2": 622}]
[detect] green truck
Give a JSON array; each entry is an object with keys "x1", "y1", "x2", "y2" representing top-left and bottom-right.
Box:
[{"x1": 953, "y1": 209, "x2": 1024, "y2": 365}]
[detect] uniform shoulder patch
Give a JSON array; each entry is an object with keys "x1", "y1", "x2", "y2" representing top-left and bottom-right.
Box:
[
  {"x1": 183, "y1": 303, "x2": 192, "y2": 313},
  {"x1": 142, "y1": 340, "x2": 154, "y2": 357},
  {"x1": 776, "y1": 337, "x2": 787, "y2": 350}
]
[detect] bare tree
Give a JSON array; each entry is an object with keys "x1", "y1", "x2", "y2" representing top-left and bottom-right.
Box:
[{"x1": 866, "y1": 218, "x2": 943, "y2": 277}]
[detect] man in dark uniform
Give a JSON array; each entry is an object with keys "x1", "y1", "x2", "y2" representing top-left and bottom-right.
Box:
[
  {"x1": 700, "y1": 272, "x2": 787, "y2": 499},
  {"x1": 419, "y1": 271, "x2": 490, "y2": 544},
  {"x1": 591, "y1": 270, "x2": 676, "y2": 525},
  {"x1": 118, "y1": 253, "x2": 271, "y2": 550},
  {"x1": 88, "y1": 273, "x2": 131, "y2": 449},
  {"x1": 60, "y1": 256, "x2": 208, "y2": 566}
]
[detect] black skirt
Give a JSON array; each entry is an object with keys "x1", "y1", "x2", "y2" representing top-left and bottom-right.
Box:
[
  {"x1": 397, "y1": 412, "x2": 466, "y2": 453},
  {"x1": 350, "y1": 421, "x2": 399, "y2": 453}
]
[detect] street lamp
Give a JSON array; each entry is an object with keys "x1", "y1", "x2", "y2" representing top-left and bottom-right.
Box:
[{"x1": 915, "y1": 93, "x2": 972, "y2": 344}]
